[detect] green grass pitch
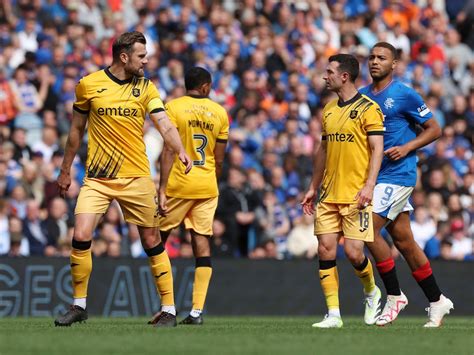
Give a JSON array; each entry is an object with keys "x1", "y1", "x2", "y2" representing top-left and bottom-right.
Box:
[{"x1": 1, "y1": 316, "x2": 473, "y2": 355}]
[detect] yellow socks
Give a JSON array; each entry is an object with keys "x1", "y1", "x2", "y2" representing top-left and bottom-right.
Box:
[
  {"x1": 354, "y1": 257, "x2": 376, "y2": 294},
  {"x1": 70, "y1": 240, "x2": 92, "y2": 304},
  {"x1": 147, "y1": 243, "x2": 175, "y2": 308},
  {"x1": 319, "y1": 260, "x2": 340, "y2": 314},
  {"x1": 192, "y1": 257, "x2": 213, "y2": 311}
]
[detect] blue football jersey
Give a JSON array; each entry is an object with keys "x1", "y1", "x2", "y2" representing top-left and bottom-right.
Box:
[{"x1": 359, "y1": 81, "x2": 432, "y2": 186}]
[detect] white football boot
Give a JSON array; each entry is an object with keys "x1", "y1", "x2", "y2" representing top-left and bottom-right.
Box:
[{"x1": 376, "y1": 291, "x2": 408, "y2": 326}]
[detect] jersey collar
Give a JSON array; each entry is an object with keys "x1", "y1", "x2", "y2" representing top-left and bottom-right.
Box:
[
  {"x1": 337, "y1": 92, "x2": 361, "y2": 107},
  {"x1": 187, "y1": 94, "x2": 208, "y2": 99},
  {"x1": 104, "y1": 67, "x2": 134, "y2": 85},
  {"x1": 370, "y1": 80, "x2": 394, "y2": 96}
]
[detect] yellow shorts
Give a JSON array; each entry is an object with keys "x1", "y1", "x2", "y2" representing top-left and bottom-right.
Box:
[
  {"x1": 158, "y1": 196, "x2": 218, "y2": 236},
  {"x1": 75, "y1": 177, "x2": 159, "y2": 227},
  {"x1": 314, "y1": 202, "x2": 374, "y2": 242}
]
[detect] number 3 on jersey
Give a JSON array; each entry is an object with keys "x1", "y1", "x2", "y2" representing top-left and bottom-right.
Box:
[{"x1": 193, "y1": 134, "x2": 208, "y2": 166}]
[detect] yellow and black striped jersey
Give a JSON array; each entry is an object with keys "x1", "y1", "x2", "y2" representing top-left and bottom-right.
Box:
[
  {"x1": 319, "y1": 93, "x2": 384, "y2": 203},
  {"x1": 73, "y1": 67, "x2": 164, "y2": 178},
  {"x1": 164, "y1": 95, "x2": 229, "y2": 198}
]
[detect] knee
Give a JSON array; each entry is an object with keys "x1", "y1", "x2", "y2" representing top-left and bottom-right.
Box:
[
  {"x1": 73, "y1": 228, "x2": 92, "y2": 242},
  {"x1": 392, "y1": 237, "x2": 414, "y2": 254},
  {"x1": 344, "y1": 247, "x2": 364, "y2": 266},
  {"x1": 318, "y1": 242, "x2": 334, "y2": 259},
  {"x1": 142, "y1": 235, "x2": 160, "y2": 250}
]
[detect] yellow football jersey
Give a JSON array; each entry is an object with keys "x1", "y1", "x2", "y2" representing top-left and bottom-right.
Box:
[
  {"x1": 165, "y1": 95, "x2": 229, "y2": 198},
  {"x1": 73, "y1": 67, "x2": 164, "y2": 178},
  {"x1": 319, "y1": 93, "x2": 384, "y2": 204}
]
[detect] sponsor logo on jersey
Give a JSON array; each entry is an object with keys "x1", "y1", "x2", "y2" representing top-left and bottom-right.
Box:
[
  {"x1": 326, "y1": 132, "x2": 355, "y2": 142},
  {"x1": 97, "y1": 107, "x2": 138, "y2": 117},
  {"x1": 417, "y1": 104, "x2": 431, "y2": 117}
]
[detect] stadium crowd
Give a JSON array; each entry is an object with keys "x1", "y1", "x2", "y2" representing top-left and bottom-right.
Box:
[{"x1": 0, "y1": 0, "x2": 472, "y2": 261}]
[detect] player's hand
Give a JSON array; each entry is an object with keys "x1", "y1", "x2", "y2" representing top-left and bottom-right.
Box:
[
  {"x1": 384, "y1": 145, "x2": 409, "y2": 161},
  {"x1": 158, "y1": 189, "x2": 167, "y2": 217},
  {"x1": 301, "y1": 189, "x2": 316, "y2": 215},
  {"x1": 178, "y1": 151, "x2": 192, "y2": 174},
  {"x1": 57, "y1": 170, "x2": 71, "y2": 198},
  {"x1": 355, "y1": 184, "x2": 374, "y2": 210}
]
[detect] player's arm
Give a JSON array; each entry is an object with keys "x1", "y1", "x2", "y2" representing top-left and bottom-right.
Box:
[
  {"x1": 384, "y1": 118, "x2": 441, "y2": 161},
  {"x1": 214, "y1": 140, "x2": 227, "y2": 180},
  {"x1": 355, "y1": 134, "x2": 384, "y2": 209},
  {"x1": 149, "y1": 110, "x2": 192, "y2": 174},
  {"x1": 57, "y1": 110, "x2": 88, "y2": 197},
  {"x1": 301, "y1": 139, "x2": 326, "y2": 215},
  {"x1": 158, "y1": 143, "x2": 174, "y2": 216}
]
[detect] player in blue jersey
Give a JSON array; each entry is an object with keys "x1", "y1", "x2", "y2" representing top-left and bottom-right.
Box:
[{"x1": 360, "y1": 42, "x2": 453, "y2": 327}]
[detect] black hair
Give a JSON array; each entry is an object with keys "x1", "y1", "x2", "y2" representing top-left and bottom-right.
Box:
[
  {"x1": 184, "y1": 67, "x2": 212, "y2": 90},
  {"x1": 373, "y1": 42, "x2": 398, "y2": 59},
  {"x1": 328, "y1": 53, "x2": 360, "y2": 82}
]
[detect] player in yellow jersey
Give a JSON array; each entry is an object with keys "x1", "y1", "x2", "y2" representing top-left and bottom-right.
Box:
[
  {"x1": 54, "y1": 31, "x2": 192, "y2": 328},
  {"x1": 149, "y1": 67, "x2": 228, "y2": 326},
  {"x1": 301, "y1": 54, "x2": 384, "y2": 328}
]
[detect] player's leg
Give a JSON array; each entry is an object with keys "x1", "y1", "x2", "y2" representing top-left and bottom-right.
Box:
[
  {"x1": 342, "y1": 204, "x2": 381, "y2": 325},
  {"x1": 55, "y1": 178, "x2": 111, "y2": 327},
  {"x1": 119, "y1": 177, "x2": 176, "y2": 327},
  {"x1": 367, "y1": 213, "x2": 408, "y2": 326},
  {"x1": 312, "y1": 202, "x2": 343, "y2": 328},
  {"x1": 179, "y1": 197, "x2": 217, "y2": 325},
  {"x1": 344, "y1": 238, "x2": 381, "y2": 325},
  {"x1": 369, "y1": 184, "x2": 409, "y2": 325},
  {"x1": 138, "y1": 226, "x2": 177, "y2": 327},
  {"x1": 387, "y1": 212, "x2": 453, "y2": 327},
  {"x1": 312, "y1": 232, "x2": 343, "y2": 328},
  {"x1": 179, "y1": 231, "x2": 211, "y2": 325}
]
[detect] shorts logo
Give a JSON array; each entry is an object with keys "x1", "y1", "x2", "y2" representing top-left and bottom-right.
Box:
[
  {"x1": 132, "y1": 88, "x2": 140, "y2": 97},
  {"x1": 350, "y1": 110, "x2": 358, "y2": 119}
]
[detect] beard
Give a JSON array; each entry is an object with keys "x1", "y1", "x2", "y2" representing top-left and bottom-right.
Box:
[
  {"x1": 371, "y1": 70, "x2": 391, "y2": 82},
  {"x1": 125, "y1": 64, "x2": 144, "y2": 78}
]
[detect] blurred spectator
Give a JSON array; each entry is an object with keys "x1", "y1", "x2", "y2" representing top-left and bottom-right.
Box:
[
  {"x1": 254, "y1": 189, "x2": 290, "y2": 259},
  {"x1": 0, "y1": 199, "x2": 9, "y2": 254},
  {"x1": 0, "y1": 68, "x2": 17, "y2": 124},
  {"x1": 10, "y1": 65, "x2": 43, "y2": 145},
  {"x1": 217, "y1": 167, "x2": 259, "y2": 257},
  {"x1": 445, "y1": 218, "x2": 472, "y2": 260},
  {"x1": 22, "y1": 199, "x2": 49, "y2": 256},
  {"x1": 286, "y1": 214, "x2": 318, "y2": 259},
  {"x1": 411, "y1": 206, "x2": 437, "y2": 250}
]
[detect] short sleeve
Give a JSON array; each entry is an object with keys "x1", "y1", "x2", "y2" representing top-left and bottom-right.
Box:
[
  {"x1": 217, "y1": 109, "x2": 229, "y2": 142},
  {"x1": 403, "y1": 88, "x2": 433, "y2": 125},
  {"x1": 146, "y1": 82, "x2": 165, "y2": 114},
  {"x1": 364, "y1": 103, "x2": 385, "y2": 135},
  {"x1": 73, "y1": 79, "x2": 90, "y2": 114}
]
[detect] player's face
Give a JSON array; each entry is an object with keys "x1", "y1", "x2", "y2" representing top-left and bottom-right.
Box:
[
  {"x1": 368, "y1": 47, "x2": 396, "y2": 81},
  {"x1": 125, "y1": 42, "x2": 148, "y2": 77},
  {"x1": 323, "y1": 61, "x2": 345, "y2": 92}
]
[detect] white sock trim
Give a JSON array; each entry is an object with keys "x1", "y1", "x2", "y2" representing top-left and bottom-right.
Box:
[
  {"x1": 190, "y1": 309, "x2": 202, "y2": 318},
  {"x1": 328, "y1": 308, "x2": 341, "y2": 318},
  {"x1": 161, "y1": 305, "x2": 176, "y2": 316},
  {"x1": 73, "y1": 298, "x2": 86, "y2": 309}
]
